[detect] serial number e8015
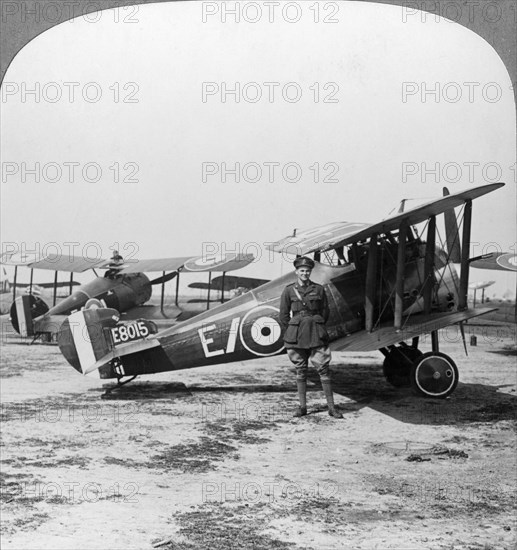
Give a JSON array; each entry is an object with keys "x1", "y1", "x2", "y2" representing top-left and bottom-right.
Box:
[{"x1": 110, "y1": 321, "x2": 150, "y2": 345}]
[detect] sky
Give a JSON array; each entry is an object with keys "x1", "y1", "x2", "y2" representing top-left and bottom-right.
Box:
[{"x1": 1, "y1": 1, "x2": 515, "y2": 298}]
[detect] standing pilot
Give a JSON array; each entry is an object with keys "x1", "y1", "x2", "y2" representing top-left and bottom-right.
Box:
[{"x1": 279, "y1": 256, "x2": 343, "y2": 419}]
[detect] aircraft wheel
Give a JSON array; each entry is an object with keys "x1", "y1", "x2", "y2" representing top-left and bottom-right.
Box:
[
  {"x1": 410, "y1": 352, "x2": 459, "y2": 399},
  {"x1": 383, "y1": 346, "x2": 423, "y2": 387}
]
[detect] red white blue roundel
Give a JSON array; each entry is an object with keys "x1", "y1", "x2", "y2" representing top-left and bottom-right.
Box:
[{"x1": 239, "y1": 305, "x2": 284, "y2": 357}]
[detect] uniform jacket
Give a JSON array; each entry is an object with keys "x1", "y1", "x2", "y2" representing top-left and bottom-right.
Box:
[{"x1": 279, "y1": 281, "x2": 330, "y2": 349}]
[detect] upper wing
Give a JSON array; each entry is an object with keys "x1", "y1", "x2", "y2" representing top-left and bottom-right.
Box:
[
  {"x1": 331, "y1": 307, "x2": 497, "y2": 352},
  {"x1": 115, "y1": 257, "x2": 192, "y2": 274},
  {"x1": 266, "y1": 222, "x2": 370, "y2": 255},
  {"x1": 267, "y1": 183, "x2": 504, "y2": 255},
  {"x1": 118, "y1": 253, "x2": 254, "y2": 274},
  {"x1": 470, "y1": 252, "x2": 517, "y2": 272},
  {"x1": 182, "y1": 253, "x2": 255, "y2": 273},
  {"x1": 1, "y1": 252, "x2": 255, "y2": 275},
  {"x1": 0, "y1": 252, "x2": 107, "y2": 272}
]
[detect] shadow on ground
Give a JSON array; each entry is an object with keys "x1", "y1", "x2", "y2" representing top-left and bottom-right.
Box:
[{"x1": 91, "y1": 359, "x2": 517, "y2": 426}]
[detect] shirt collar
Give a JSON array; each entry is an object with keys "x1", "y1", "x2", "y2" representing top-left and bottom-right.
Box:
[{"x1": 296, "y1": 280, "x2": 312, "y2": 289}]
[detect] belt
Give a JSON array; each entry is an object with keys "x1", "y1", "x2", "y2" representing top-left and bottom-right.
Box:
[{"x1": 294, "y1": 311, "x2": 316, "y2": 317}]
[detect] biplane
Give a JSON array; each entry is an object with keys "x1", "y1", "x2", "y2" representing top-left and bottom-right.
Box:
[
  {"x1": 468, "y1": 280, "x2": 495, "y2": 307},
  {"x1": 469, "y1": 251, "x2": 517, "y2": 322},
  {"x1": 52, "y1": 182, "x2": 511, "y2": 399},
  {"x1": 1, "y1": 267, "x2": 81, "y2": 295},
  {"x1": 0, "y1": 266, "x2": 82, "y2": 314},
  {"x1": 0, "y1": 251, "x2": 255, "y2": 340}
]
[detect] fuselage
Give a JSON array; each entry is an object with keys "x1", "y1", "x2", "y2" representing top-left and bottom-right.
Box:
[
  {"x1": 44, "y1": 272, "x2": 152, "y2": 317},
  {"x1": 9, "y1": 272, "x2": 153, "y2": 336},
  {"x1": 94, "y1": 238, "x2": 460, "y2": 379}
]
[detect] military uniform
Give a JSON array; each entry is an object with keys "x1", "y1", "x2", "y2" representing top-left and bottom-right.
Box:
[
  {"x1": 279, "y1": 280, "x2": 331, "y2": 378},
  {"x1": 280, "y1": 256, "x2": 342, "y2": 418}
]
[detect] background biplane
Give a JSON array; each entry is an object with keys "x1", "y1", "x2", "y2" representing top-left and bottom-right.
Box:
[
  {"x1": 469, "y1": 280, "x2": 496, "y2": 307},
  {"x1": 469, "y1": 252, "x2": 517, "y2": 323},
  {"x1": 0, "y1": 251, "x2": 254, "y2": 340},
  {"x1": 55, "y1": 182, "x2": 508, "y2": 399},
  {"x1": 0, "y1": 266, "x2": 80, "y2": 295},
  {"x1": 0, "y1": 266, "x2": 80, "y2": 314}
]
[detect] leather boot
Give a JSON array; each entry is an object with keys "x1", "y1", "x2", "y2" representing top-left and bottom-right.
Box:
[
  {"x1": 321, "y1": 379, "x2": 343, "y2": 419},
  {"x1": 294, "y1": 380, "x2": 307, "y2": 417}
]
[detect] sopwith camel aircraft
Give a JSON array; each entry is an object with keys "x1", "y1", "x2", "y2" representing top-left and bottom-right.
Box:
[
  {"x1": 51, "y1": 182, "x2": 513, "y2": 399},
  {"x1": 0, "y1": 251, "x2": 256, "y2": 339}
]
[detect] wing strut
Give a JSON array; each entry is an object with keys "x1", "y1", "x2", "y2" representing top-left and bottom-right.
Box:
[
  {"x1": 365, "y1": 233, "x2": 378, "y2": 332},
  {"x1": 206, "y1": 272, "x2": 213, "y2": 310},
  {"x1": 160, "y1": 271, "x2": 166, "y2": 314},
  {"x1": 29, "y1": 268, "x2": 34, "y2": 296},
  {"x1": 221, "y1": 272, "x2": 226, "y2": 303},
  {"x1": 458, "y1": 200, "x2": 472, "y2": 310},
  {"x1": 69, "y1": 273, "x2": 74, "y2": 294},
  {"x1": 423, "y1": 215, "x2": 436, "y2": 314},
  {"x1": 423, "y1": 215, "x2": 440, "y2": 351},
  {"x1": 443, "y1": 187, "x2": 462, "y2": 262},
  {"x1": 335, "y1": 246, "x2": 346, "y2": 264},
  {"x1": 12, "y1": 265, "x2": 18, "y2": 301},
  {"x1": 52, "y1": 271, "x2": 58, "y2": 306},
  {"x1": 394, "y1": 223, "x2": 408, "y2": 330},
  {"x1": 175, "y1": 271, "x2": 180, "y2": 306}
]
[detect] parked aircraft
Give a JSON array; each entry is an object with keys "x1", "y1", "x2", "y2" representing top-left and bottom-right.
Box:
[
  {"x1": 56, "y1": 183, "x2": 507, "y2": 398},
  {"x1": 0, "y1": 251, "x2": 254, "y2": 340}
]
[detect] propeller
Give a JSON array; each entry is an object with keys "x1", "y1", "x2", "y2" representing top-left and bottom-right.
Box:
[{"x1": 150, "y1": 271, "x2": 179, "y2": 285}]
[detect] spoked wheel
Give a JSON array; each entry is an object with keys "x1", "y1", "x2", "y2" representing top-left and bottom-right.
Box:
[
  {"x1": 383, "y1": 346, "x2": 423, "y2": 387},
  {"x1": 410, "y1": 352, "x2": 459, "y2": 398}
]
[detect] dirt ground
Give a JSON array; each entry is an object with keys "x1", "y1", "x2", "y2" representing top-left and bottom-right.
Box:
[{"x1": 1, "y1": 319, "x2": 516, "y2": 550}]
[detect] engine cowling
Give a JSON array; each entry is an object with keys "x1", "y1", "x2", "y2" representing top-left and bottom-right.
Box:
[{"x1": 48, "y1": 273, "x2": 152, "y2": 317}]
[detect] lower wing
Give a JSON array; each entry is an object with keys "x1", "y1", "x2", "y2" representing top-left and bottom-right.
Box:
[{"x1": 331, "y1": 307, "x2": 497, "y2": 352}]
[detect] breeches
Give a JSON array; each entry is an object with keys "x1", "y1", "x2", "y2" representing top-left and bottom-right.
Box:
[{"x1": 287, "y1": 346, "x2": 331, "y2": 381}]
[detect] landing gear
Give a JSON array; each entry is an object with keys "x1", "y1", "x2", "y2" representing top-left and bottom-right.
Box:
[
  {"x1": 101, "y1": 375, "x2": 138, "y2": 398},
  {"x1": 382, "y1": 345, "x2": 423, "y2": 387},
  {"x1": 410, "y1": 352, "x2": 458, "y2": 399}
]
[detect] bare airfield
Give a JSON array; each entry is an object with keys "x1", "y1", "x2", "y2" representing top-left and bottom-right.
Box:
[{"x1": 0, "y1": 315, "x2": 515, "y2": 550}]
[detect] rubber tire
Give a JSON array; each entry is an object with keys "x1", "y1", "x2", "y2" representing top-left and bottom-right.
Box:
[
  {"x1": 383, "y1": 346, "x2": 423, "y2": 388},
  {"x1": 410, "y1": 351, "x2": 459, "y2": 399}
]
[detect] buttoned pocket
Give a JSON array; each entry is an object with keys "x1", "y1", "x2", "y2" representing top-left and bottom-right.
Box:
[
  {"x1": 283, "y1": 317, "x2": 300, "y2": 344},
  {"x1": 314, "y1": 316, "x2": 329, "y2": 344}
]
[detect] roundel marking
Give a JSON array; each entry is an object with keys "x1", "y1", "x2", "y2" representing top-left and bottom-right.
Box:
[
  {"x1": 497, "y1": 253, "x2": 517, "y2": 271},
  {"x1": 193, "y1": 254, "x2": 225, "y2": 266},
  {"x1": 184, "y1": 253, "x2": 232, "y2": 272},
  {"x1": 239, "y1": 305, "x2": 284, "y2": 357}
]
